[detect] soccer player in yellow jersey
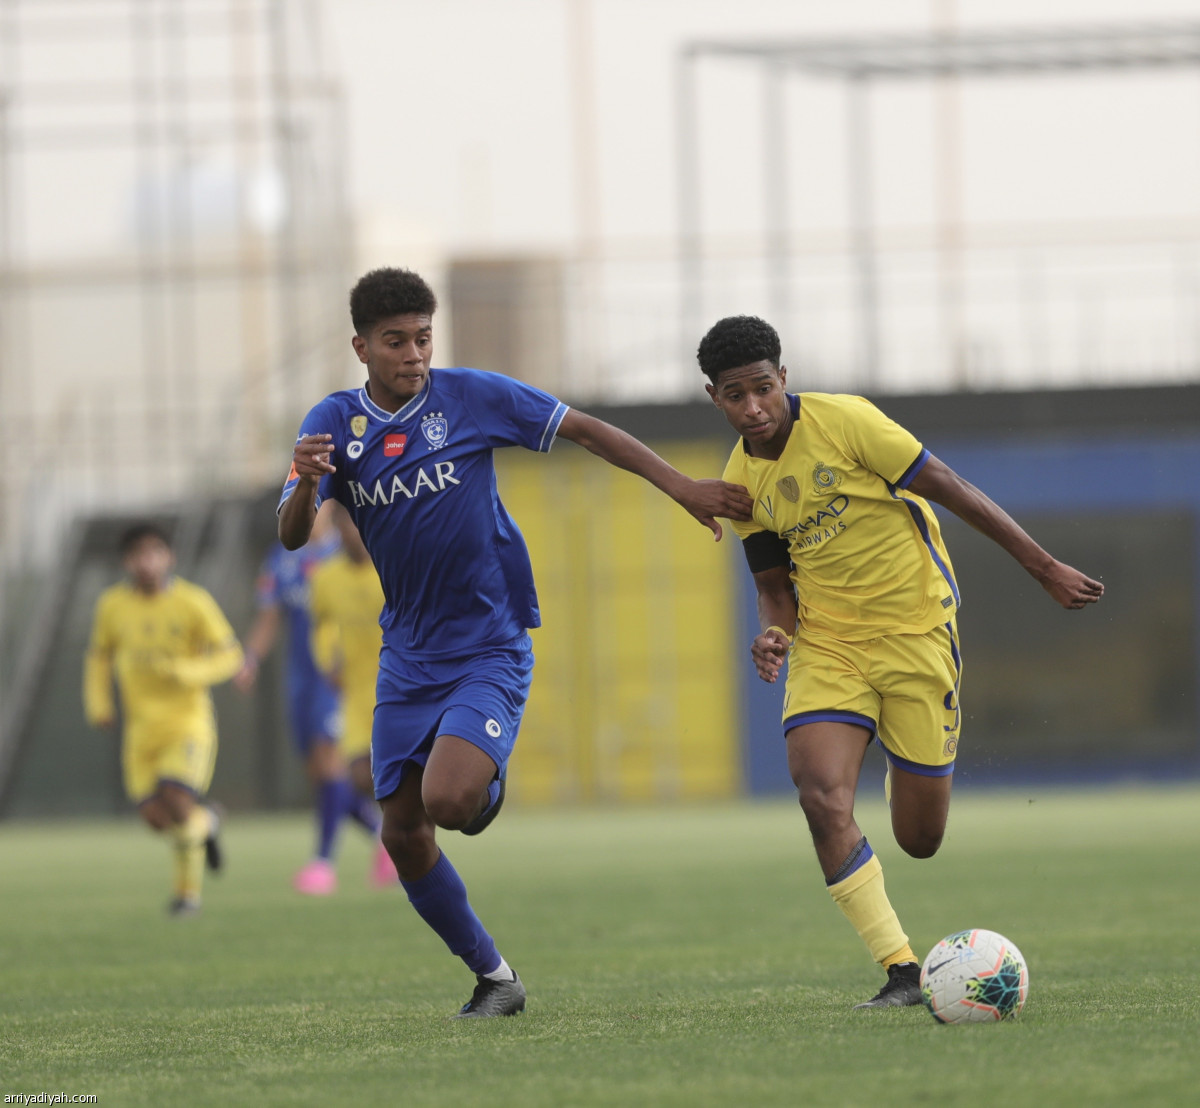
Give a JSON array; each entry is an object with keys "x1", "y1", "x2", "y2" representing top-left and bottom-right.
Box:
[
  {"x1": 308, "y1": 504, "x2": 396, "y2": 886},
  {"x1": 83, "y1": 524, "x2": 244, "y2": 916},
  {"x1": 700, "y1": 316, "x2": 1104, "y2": 1008}
]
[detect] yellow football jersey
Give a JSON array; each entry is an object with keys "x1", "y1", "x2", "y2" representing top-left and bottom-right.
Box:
[
  {"x1": 83, "y1": 578, "x2": 243, "y2": 740},
  {"x1": 309, "y1": 553, "x2": 384, "y2": 757},
  {"x1": 723, "y1": 393, "x2": 959, "y2": 640}
]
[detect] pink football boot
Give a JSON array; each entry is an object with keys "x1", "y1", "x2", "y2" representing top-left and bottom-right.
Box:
[
  {"x1": 292, "y1": 858, "x2": 336, "y2": 896},
  {"x1": 370, "y1": 842, "x2": 398, "y2": 887}
]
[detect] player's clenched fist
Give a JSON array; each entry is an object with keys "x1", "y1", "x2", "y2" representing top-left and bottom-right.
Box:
[
  {"x1": 292, "y1": 433, "x2": 336, "y2": 477},
  {"x1": 751, "y1": 626, "x2": 790, "y2": 684}
]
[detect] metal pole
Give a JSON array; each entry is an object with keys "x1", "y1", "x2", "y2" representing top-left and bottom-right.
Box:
[
  {"x1": 132, "y1": 0, "x2": 168, "y2": 503},
  {"x1": 932, "y1": 0, "x2": 968, "y2": 386},
  {"x1": 269, "y1": 0, "x2": 299, "y2": 431},
  {"x1": 163, "y1": 0, "x2": 197, "y2": 491},
  {"x1": 763, "y1": 59, "x2": 789, "y2": 332},
  {"x1": 0, "y1": 0, "x2": 18, "y2": 728},
  {"x1": 567, "y1": 0, "x2": 600, "y2": 397},
  {"x1": 0, "y1": 0, "x2": 16, "y2": 429},
  {"x1": 675, "y1": 47, "x2": 702, "y2": 372},
  {"x1": 846, "y1": 73, "x2": 881, "y2": 388},
  {"x1": 231, "y1": 0, "x2": 270, "y2": 482}
]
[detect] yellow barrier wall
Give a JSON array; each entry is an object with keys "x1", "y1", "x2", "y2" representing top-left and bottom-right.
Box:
[{"x1": 495, "y1": 441, "x2": 741, "y2": 804}]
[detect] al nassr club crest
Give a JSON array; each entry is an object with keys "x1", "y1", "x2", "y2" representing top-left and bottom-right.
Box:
[{"x1": 812, "y1": 462, "x2": 843, "y2": 495}]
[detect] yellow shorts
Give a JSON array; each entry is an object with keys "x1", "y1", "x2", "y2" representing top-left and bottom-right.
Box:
[
  {"x1": 339, "y1": 702, "x2": 373, "y2": 762},
  {"x1": 781, "y1": 620, "x2": 962, "y2": 776},
  {"x1": 123, "y1": 723, "x2": 218, "y2": 803}
]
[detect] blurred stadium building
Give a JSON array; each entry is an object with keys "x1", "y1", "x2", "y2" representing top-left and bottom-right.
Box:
[{"x1": 1, "y1": 6, "x2": 1198, "y2": 816}]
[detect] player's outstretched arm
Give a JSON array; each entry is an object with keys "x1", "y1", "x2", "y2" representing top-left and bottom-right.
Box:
[
  {"x1": 750, "y1": 564, "x2": 798, "y2": 684},
  {"x1": 556, "y1": 410, "x2": 754, "y2": 540},
  {"x1": 278, "y1": 434, "x2": 335, "y2": 550},
  {"x1": 158, "y1": 640, "x2": 245, "y2": 689},
  {"x1": 83, "y1": 646, "x2": 116, "y2": 729},
  {"x1": 907, "y1": 454, "x2": 1105, "y2": 610},
  {"x1": 233, "y1": 605, "x2": 281, "y2": 693}
]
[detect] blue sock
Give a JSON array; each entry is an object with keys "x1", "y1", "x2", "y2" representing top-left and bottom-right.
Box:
[
  {"x1": 401, "y1": 851, "x2": 501, "y2": 976},
  {"x1": 825, "y1": 836, "x2": 874, "y2": 886},
  {"x1": 343, "y1": 786, "x2": 381, "y2": 836},
  {"x1": 315, "y1": 780, "x2": 345, "y2": 861}
]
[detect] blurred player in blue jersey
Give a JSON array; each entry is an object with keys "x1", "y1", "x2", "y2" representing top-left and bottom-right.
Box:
[
  {"x1": 701, "y1": 315, "x2": 1104, "y2": 1008},
  {"x1": 277, "y1": 267, "x2": 753, "y2": 1017},
  {"x1": 236, "y1": 507, "x2": 385, "y2": 894}
]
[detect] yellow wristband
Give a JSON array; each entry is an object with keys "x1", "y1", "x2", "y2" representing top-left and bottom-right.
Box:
[{"x1": 765, "y1": 625, "x2": 793, "y2": 643}]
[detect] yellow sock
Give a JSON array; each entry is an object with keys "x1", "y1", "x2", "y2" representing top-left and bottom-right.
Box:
[
  {"x1": 171, "y1": 806, "x2": 213, "y2": 902},
  {"x1": 827, "y1": 852, "x2": 912, "y2": 966}
]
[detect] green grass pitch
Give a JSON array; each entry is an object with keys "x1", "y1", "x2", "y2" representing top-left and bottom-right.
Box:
[{"x1": 2, "y1": 786, "x2": 1197, "y2": 1107}]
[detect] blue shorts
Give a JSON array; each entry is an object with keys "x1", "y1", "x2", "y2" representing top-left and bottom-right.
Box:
[
  {"x1": 371, "y1": 633, "x2": 534, "y2": 801},
  {"x1": 286, "y1": 671, "x2": 341, "y2": 756}
]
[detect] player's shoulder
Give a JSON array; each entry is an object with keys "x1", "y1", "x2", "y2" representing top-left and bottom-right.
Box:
[
  {"x1": 798, "y1": 392, "x2": 875, "y2": 418},
  {"x1": 797, "y1": 392, "x2": 893, "y2": 442},
  {"x1": 432, "y1": 366, "x2": 500, "y2": 398},
  {"x1": 168, "y1": 577, "x2": 224, "y2": 612},
  {"x1": 94, "y1": 581, "x2": 131, "y2": 614},
  {"x1": 433, "y1": 366, "x2": 553, "y2": 406},
  {"x1": 166, "y1": 576, "x2": 205, "y2": 599},
  {"x1": 302, "y1": 388, "x2": 363, "y2": 428}
]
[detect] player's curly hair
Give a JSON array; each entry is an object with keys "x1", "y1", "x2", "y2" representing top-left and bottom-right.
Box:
[
  {"x1": 696, "y1": 315, "x2": 782, "y2": 383},
  {"x1": 349, "y1": 268, "x2": 438, "y2": 335},
  {"x1": 119, "y1": 522, "x2": 173, "y2": 554}
]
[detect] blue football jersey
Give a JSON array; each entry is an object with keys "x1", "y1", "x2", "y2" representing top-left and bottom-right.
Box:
[
  {"x1": 278, "y1": 368, "x2": 569, "y2": 658},
  {"x1": 255, "y1": 533, "x2": 340, "y2": 683}
]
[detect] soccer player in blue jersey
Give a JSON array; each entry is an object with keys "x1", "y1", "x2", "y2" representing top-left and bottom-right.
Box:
[
  {"x1": 278, "y1": 267, "x2": 753, "y2": 1018},
  {"x1": 701, "y1": 315, "x2": 1104, "y2": 1008},
  {"x1": 235, "y1": 510, "x2": 387, "y2": 894}
]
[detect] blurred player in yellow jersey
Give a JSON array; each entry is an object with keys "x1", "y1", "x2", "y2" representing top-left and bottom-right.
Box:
[
  {"x1": 84, "y1": 523, "x2": 243, "y2": 916},
  {"x1": 308, "y1": 504, "x2": 396, "y2": 887},
  {"x1": 700, "y1": 316, "x2": 1104, "y2": 1008}
]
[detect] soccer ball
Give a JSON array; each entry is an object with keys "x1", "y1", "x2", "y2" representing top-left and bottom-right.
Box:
[{"x1": 920, "y1": 929, "x2": 1029, "y2": 1023}]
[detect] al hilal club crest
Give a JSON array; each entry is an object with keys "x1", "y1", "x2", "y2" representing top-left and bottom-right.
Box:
[
  {"x1": 350, "y1": 415, "x2": 368, "y2": 438},
  {"x1": 421, "y1": 411, "x2": 449, "y2": 449}
]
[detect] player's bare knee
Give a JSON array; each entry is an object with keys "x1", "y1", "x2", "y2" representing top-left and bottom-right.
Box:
[
  {"x1": 797, "y1": 781, "x2": 854, "y2": 834},
  {"x1": 381, "y1": 818, "x2": 434, "y2": 866},
  {"x1": 422, "y1": 788, "x2": 477, "y2": 831},
  {"x1": 139, "y1": 800, "x2": 170, "y2": 831},
  {"x1": 158, "y1": 786, "x2": 194, "y2": 825},
  {"x1": 897, "y1": 827, "x2": 944, "y2": 859}
]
